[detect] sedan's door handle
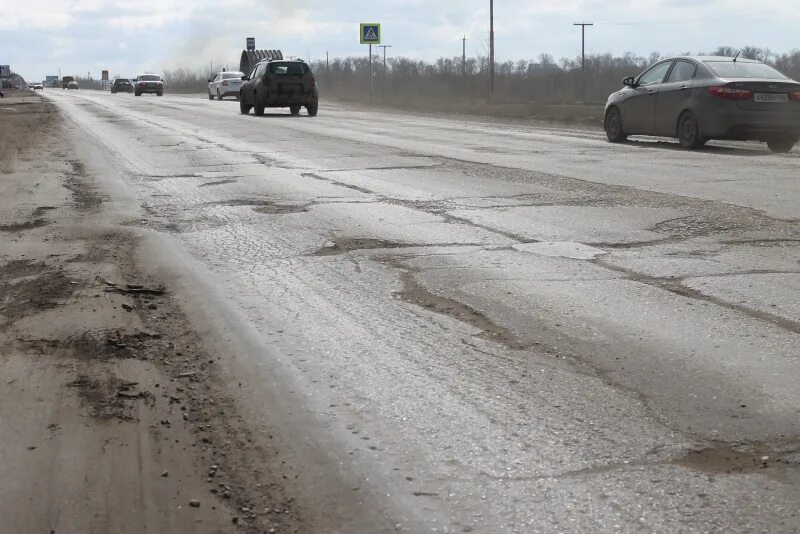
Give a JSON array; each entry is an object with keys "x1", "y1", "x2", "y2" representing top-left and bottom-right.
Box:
[
  {"x1": 679, "y1": 86, "x2": 689, "y2": 92},
  {"x1": 648, "y1": 90, "x2": 656, "y2": 95}
]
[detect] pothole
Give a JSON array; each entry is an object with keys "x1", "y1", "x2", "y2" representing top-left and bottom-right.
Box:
[
  {"x1": 0, "y1": 218, "x2": 47, "y2": 232},
  {"x1": 198, "y1": 179, "x2": 237, "y2": 188},
  {"x1": 0, "y1": 262, "x2": 78, "y2": 324},
  {"x1": 388, "y1": 259, "x2": 527, "y2": 351},
  {"x1": 675, "y1": 442, "x2": 799, "y2": 476},
  {"x1": 312, "y1": 238, "x2": 420, "y2": 256},
  {"x1": 253, "y1": 202, "x2": 309, "y2": 215}
]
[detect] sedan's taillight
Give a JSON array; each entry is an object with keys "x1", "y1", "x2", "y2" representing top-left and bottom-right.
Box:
[
  {"x1": 790, "y1": 91, "x2": 800, "y2": 102},
  {"x1": 709, "y1": 86, "x2": 754, "y2": 100},
  {"x1": 222, "y1": 80, "x2": 228, "y2": 86}
]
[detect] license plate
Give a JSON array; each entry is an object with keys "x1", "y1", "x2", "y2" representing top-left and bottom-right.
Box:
[{"x1": 754, "y1": 93, "x2": 788, "y2": 103}]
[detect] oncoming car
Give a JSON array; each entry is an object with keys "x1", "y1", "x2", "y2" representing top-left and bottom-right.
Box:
[
  {"x1": 239, "y1": 59, "x2": 319, "y2": 116},
  {"x1": 67, "y1": 81, "x2": 79, "y2": 90},
  {"x1": 134, "y1": 74, "x2": 163, "y2": 96},
  {"x1": 604, "y1": 56, "x2": 800, "y2": 153},
  {"x1": 208, "y1": 71, "x2": 244, "y2": 100},
  {"x1": 32, "y1": 83, "x2": 43, "y2": 90}
]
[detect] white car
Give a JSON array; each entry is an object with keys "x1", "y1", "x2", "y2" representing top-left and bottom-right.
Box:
[
  {"x1": 33, "y1": 83, "x2": 43, "y2": 90},
  {"x1": 208, "y1": 71, "x2": 244, "y2": 101}
]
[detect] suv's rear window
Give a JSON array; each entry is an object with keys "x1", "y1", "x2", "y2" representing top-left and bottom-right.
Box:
[
  {"x1": 268, "y1": 63, "x2": 309, "y2": 76},
  {"x1": 705, "y1": 61, "x2": 788, "y2": 80},
  {"x1": 115, "y1": 79, "x2": 130, "y2": 83},
  {"x1": 222, "y1": 72, "x2": 244, "y2": 80}
]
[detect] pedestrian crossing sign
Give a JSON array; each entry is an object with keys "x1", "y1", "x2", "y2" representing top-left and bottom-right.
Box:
[{"x1": 360, "y1": 23, "x2": 381, "y2": 44}]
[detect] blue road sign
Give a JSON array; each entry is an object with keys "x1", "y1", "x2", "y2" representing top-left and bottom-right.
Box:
[{"x1": 360, "y1": 23, "x2": 381, "y2": 45}]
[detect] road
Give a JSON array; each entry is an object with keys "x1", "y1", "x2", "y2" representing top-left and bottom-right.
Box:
[{"x1": 31, "y1": 90, "x2": 800, "y2": 532}]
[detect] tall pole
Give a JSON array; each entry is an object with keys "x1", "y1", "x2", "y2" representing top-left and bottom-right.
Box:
[
  {"x1": 462, "y1": 36, "x2": 467, "y2": 75},
  {"x1": 369, "y1": 43, "x2": 373, "y2": 105},
  {"x1": 378, "y1": 45, "x2": 392, "y2": 101},
  {"x1": 326, "y1": 51, "x2": 329, "y2": 69},
  {"x1": 573, "y1": 23, "x2": 593, "y2": 72},
  {"x1": 573, "y1": 23, "x2": 593, "y2": 101},
  {"x1": 489, "y1": 0, "x2": 495, "y2": 94}
]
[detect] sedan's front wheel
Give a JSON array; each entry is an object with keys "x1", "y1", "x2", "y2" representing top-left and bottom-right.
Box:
[
  {"x1": 604, "y1": 107, "x2": 627, "y2": 143},
  {"x1": 239, "y1": 96, "x2": 251, "y2": 115},
  {"x1": 767, "y1": 136, "x2": 797, "y2": 154},
  {"x1": 677, "y1": 111, "x2": 706, "y2": 150}
]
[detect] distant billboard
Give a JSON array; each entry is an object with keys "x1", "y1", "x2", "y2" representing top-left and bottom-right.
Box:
[
  {"x1": 46, "y1": 75, "x2": 59, "y2": 83},
  {"x1": 0, "y1": 65, "x2": 10, "y2": 77},
  {"x1": 246, "y1": 37, "x2": 255, "y2": 51},
  {"x1": 102, "y1": 70, "x2": 109, "y2": 81}
]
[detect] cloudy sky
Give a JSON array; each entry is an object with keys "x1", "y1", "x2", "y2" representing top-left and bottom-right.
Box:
[{"x1": 2, "y1": 0, "x2": 798, "y2": 81}]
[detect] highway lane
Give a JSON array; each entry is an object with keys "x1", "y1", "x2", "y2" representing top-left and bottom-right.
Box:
[{"x1": 46, "y1": 89, "x2": 800, "y2": 533}]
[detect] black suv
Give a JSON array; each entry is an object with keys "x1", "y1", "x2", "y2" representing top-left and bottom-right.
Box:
[
  {"x1": 239, "y1": 60, "x2": 319, "y2": 116},
  {"x1": 111, "y1": 78, "x2": 132, "y2": 93}
]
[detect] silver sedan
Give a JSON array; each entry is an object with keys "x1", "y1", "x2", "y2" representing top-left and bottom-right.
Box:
[{"x1": 604, "y1": 56, "x2": 800, "y2": 152}]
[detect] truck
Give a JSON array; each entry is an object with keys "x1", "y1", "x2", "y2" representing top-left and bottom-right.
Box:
[{"x1": 61, "y1": 76, "x2": 75, "y2": 89}]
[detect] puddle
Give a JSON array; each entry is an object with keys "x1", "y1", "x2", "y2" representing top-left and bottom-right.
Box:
[{"x1": 312, "y1": 238, "x2": 419, "y2": 256}]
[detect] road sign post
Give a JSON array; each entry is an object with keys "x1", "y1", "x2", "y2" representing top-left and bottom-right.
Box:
[
  {"x1": 246, "y1": 37, "x2": 255, "y2": 51},
  {"x1": 360, "y1": 23, "x2": 381, "y2": 105}
]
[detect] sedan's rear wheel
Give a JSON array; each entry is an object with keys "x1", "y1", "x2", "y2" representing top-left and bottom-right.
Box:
[
  {"x1": 217, "y1": 89, "x2": 223, "y2": 101},
  {"x1": 677, "y1": 111, "x2": 706, "y2": 150},
  {"x1": 604, "y1": 107, "x2": 627, "y2": 143},
  {"x1": 208, "y1": 91, "x2": 214, "y2": 100},
  {"x1": 767, "y1": 136, "x2": 797, "y2": 154}
]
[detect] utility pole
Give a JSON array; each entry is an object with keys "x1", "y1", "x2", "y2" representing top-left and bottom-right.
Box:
[
  {"x1": 573, "y1": 23, "x2": 593, "y2": 72},
  {"x1": 489, "y1": 0, "x2": 495, "y2": 94},
  {"x1": 462, "y1": 36, "x2": 467, "y2": 75},
  {"x1": 326, "y1": 51, "x2": 329, "y2": 69},
  {"x1": 573, "y1": 22, "x2": 593, "y2": 101},
  {"x1": 378, "y1": 45, "x2": 392, "y2": 100}
]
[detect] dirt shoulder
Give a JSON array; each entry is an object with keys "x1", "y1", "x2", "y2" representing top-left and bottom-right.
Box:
[{"x1": 0, "y1": 91, "x2": 303, "y2": 533}]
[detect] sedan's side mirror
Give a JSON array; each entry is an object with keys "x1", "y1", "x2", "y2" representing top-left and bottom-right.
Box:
[
  {"x1": 622, "y1": 76, "x2": 636, "y2": 87},
  {"x1": 241, "y1": 75, "x2": 249, "y2": 81},
  {"x1": 207, "y1": 78, "x2": 212, "y2": 83}
]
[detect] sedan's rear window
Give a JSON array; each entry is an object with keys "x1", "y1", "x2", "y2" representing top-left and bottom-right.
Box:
[
  {"x1": 222, "y1": 72, "x2": 244, "y2": 80},
  {"x1": 268, "y1": 62, "x2": 309, "y2": 76},
  {"x1": 705, "y1": 61, "x2": 788, "y2": 80},
  {"x1": 139, "y1": 75, "x2": 161, "y2": 81}
]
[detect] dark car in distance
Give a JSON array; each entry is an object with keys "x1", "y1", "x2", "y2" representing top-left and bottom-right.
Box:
[
  {"x1": 239, "y1": 59, "x2": 318, "y2": 116},
  {"x1": 604, "y1": 56, "x2": 800, "y2": 153},
  {"x1": 134, "y1": 74, "x2": 163, "y2": 96},
  {"x1": 111, "y1": 78, "x2": 133, "y2": 94}
]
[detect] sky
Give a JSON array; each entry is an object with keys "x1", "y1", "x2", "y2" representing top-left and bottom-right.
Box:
[{"x1": 1, "y1": 0, "x2": 799, "y2": 81}]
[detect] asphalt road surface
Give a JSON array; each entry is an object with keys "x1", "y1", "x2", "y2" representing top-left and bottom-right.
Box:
[{"x1": 38, "y1": 90, "x2": 800, "y2": 532}]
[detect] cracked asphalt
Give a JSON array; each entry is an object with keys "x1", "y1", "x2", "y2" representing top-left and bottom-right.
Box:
[{"x1": 44, "y1": 90, "x2": 800, "y2": 533}]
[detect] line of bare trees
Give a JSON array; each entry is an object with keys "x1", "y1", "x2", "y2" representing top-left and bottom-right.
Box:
[{"x1": 312, "y1": 47, "x2": 800, "y2": 104}]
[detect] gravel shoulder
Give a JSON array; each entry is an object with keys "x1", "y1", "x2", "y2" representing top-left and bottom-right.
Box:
[{"x1": 0, "y1": 91, "x2": 304, "y2": 533}]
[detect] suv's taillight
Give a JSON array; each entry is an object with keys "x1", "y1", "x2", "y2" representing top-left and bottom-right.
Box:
[
  {"x1": 709, "y1": 86, "x2": 753, "y2": 100},
  {"x1": 790, "y1": 91, "x2": 800, "y2": 102},
  {"x1": 310, "y1": 75, "x2": 316, "y2": 87}
]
